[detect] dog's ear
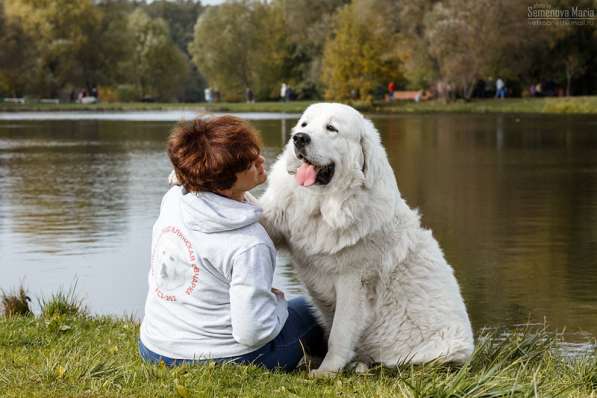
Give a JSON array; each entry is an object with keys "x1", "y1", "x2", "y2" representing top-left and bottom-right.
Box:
[{"x1": 360, "y1": 117, "x2": 385, "y2": 189}]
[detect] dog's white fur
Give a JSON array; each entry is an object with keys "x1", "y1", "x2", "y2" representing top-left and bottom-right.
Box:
[{"x1": 260, "y1": 103, "x2": 474, "y2": 376}]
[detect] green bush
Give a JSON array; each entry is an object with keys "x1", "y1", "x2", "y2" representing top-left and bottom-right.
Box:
[
  {"x1": 39, "y1": 286, "x2": 87, "y2": 319},
  {"x1": 542, "y1": 97, "x2": 596, "y2": 114},
  {"x1": 116, "y1": 85, "x2": 142, "y2": 102}
]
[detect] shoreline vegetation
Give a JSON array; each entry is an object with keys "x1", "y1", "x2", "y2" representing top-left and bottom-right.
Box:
[
  {"x1": 1, "y1": 288, "x2": 596, "y2": 397},
  {"x1": 0, "y1": 97, "x2": 597, "y2": 115}
]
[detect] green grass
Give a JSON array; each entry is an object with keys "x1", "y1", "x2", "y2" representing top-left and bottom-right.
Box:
[
  {"x1": 1, "y1": 97, "x2": 596, "y2": 114},
  {"x1": 372, "y1": 96, "x2": 597, "y2": 114},
  {"x1": 0, "y1": 312, "x2": 595, "y2": 397}
]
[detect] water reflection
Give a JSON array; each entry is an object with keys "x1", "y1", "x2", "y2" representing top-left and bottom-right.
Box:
[
  {"x1": 2, "y1": 122, "x2": 130, "y2": 255},
  {"x1": 0, "y1": 114, "x2": 596, "y2": 347},
  {"x1": 376, "y1": 114, "x2": 597, "y2": 337}
]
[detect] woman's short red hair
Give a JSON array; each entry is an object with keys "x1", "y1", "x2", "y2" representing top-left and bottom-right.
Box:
[{"x1": 167, "y1": 115, "x2": 262, "y2": 192}]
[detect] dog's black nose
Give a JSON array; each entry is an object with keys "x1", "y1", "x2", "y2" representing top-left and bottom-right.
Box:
[{"x1": 293, "y1": 133, "x2": 311, "y2": 149}]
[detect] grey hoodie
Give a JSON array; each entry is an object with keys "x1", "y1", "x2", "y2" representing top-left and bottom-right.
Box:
[{"x1": 140, "y1": 186, "x2": 288, "y2": 360}]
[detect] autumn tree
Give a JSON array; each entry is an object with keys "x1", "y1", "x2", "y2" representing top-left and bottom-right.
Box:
[
  {"x1": 421, "y1": 0, "x2": 539, "y2": 99},
  {"x1": 553, "y1": 27, "x2": 591, "y2": 96},
  {"x1": 277, "y1": 0, "x2": 349, "y2": 98},
  {"x1": 394, "y1": 0, "x2": 439, "y2": 89},
  {"x1": 321, "y1": 0, "x2": 403, "y2": 100},
  {"x1": 3, "y1": 0, "x2": 105, "y2": 96},
  {"x1": 126, "y1": 9, "x2": 189, "y2": 101},
  {"x1": 189, "y1": 0, "x2": 287, "y2": 100},
  {"x1": 0, "y1": 2, "x2": 35, "y2": 96},
  {"x1": 533, "y1": 4, "x2": 595, "y2": 97},
  {"x1": 532, "y1": 0, "x2": 597, "y2": 96},
  {"x1": 2, "y1": 0, "x2": 139, "y2": 97},
  {"x1": 144, "y1": 0, "x2": 204, "y2": 53},
  {"x1": 92, "y1": 1, "x2": 136, "y2": 87},
  {"x1": 2, "y1": 0, "x2": 596, "y2": 101},
  {"x1": 143, "y1": 0, "x2": 205, "y2": 100}
]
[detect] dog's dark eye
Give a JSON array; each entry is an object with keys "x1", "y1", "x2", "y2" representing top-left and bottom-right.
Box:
[
  {"x1": 301, "y1": 122, "x2": 307, "y2": 127},
  {"x1": 326, "y1": 124, "x2": 338, "y2": 133}
]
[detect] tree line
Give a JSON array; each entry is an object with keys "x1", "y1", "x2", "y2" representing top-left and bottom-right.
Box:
[{"x1": 0, "y1": 0, "x2": 596, "y2": 102}]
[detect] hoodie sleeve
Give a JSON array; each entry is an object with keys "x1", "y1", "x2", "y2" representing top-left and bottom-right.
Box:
[{"x1": 229, "y1": 244, "x2": 288, "y2": 348}]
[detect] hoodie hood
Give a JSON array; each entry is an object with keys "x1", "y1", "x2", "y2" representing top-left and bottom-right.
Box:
[{"x1": 180, "y1": 189, "x2": 262, "y2": 233}]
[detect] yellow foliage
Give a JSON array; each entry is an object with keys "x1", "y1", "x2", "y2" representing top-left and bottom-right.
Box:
[
  {"x1": 322, "y1": 1, "x2": 403, "y2": 100},
  {"x1": 97, "y1": 86, "x2": 119, "y2": 103},
  {"x1": 4, "y1": 0, "x2": 101, "y2": 44},
  {"x1": 3, "y1": 0, "x2": 104, "y2": 95},
  {"x1": 0, "y1": 73, "x2": 11, "y2": 94}
]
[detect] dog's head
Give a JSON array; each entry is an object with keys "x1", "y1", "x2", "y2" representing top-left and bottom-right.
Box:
[{"x1": 286, "y1": 102, "x2": 385, "y2": 191}]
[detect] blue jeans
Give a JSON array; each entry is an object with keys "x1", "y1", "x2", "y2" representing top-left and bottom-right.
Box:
[{"x1": 139, "y1": 297, "x2": 326, "y2": 372}]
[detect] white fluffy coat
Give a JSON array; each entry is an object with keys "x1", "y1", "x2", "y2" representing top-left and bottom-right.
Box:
[{"x1": 259, "y1": 103, "x2": 474, "y2": 375}]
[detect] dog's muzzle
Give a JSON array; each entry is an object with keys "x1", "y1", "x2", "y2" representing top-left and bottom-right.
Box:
[{"x1": 293, "y1": 132, "x2": 310, "y2": 150}]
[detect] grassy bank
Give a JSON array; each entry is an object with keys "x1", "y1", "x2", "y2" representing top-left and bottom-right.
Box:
[
  {"x1": 1, "y1": 97, "x2": 596, "y2": 114},
  {"x1": 2, "y1": 316, "x2": 596, "y2": 398},
  {"x1": 1, "y1": 314, "x2": 596, "y2": 397},
  {"x1": 374, "y1": 96, "x2": 597, "y2": 114}
]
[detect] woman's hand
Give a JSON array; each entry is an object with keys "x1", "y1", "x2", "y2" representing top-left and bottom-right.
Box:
[{"x1": 271, "y1": 287, "x2": 285, "y2": 300}]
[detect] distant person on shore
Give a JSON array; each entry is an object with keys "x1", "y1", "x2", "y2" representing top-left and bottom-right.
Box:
[
  {"x1": 496, "y1": 78, "x2": 506, "y2": 99},
  {"x1": 280, "y1": 82, "x2": 288, "y2": 102},
  {"x1": 204, "y1": 88, "x2": 212, "y2": 103},
  {"x1": 245, "y1": 87, "x2": 254, "y2": 103},
  {"x1": 387, "y1": 81, "x2": 396, "y2": 101},
  {"x1": 139, "y1": 116, "x2": 326, "y2": 370}
]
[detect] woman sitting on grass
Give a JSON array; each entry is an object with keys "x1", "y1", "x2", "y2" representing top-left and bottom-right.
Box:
[{"x1": 139, "y1": 116, "x2": 325, "y2": 371}]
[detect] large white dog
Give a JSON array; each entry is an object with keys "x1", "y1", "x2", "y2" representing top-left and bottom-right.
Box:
[{"x1": 260, "y1": 103, "x2": 474, "y2": 376}]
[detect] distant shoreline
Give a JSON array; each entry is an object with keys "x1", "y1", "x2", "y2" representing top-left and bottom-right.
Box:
[{"x1": 1, "y1": 97, "x2": 596, "y2": 115}]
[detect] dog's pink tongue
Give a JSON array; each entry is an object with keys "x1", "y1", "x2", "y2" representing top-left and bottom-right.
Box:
[{"x1": 296, "y1": 163, "x2": 317, "y2": 187}]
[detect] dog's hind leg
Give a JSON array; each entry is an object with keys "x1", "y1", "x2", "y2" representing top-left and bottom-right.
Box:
[{"x1": 394, "y1": 337, "x2": 474, "y2": 366}]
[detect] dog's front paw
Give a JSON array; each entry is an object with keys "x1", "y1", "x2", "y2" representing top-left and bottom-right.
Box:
[
  {"x1": 309, "y1": 368, "x2": 338, "y2": 378},
  {"x1": 354, "y1": 362, "x2": 369, "y2": 374}
]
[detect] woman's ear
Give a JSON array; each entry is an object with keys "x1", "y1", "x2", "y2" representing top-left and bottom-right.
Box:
[{"x1": 360, "y1": 117, "x2": 384, "y2": 189}]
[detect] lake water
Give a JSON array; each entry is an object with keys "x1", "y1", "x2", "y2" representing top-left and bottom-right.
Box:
[{"x1": 1, "y1": 111, "x2": 596, "y2": 350}]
